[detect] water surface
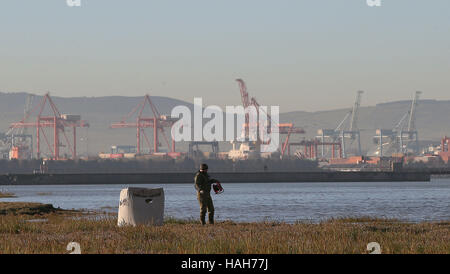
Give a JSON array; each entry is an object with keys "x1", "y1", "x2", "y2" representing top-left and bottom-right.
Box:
[{"x1": 2, "y1": 179, "x2": 449, "y2": 223}]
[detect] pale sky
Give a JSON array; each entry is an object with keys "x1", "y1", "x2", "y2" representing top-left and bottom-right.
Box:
[{"x1": 0, "y1": 0, "x2": 449, "y2": 112}]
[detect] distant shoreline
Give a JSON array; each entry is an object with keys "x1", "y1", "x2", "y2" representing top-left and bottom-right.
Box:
[{"x1": 0, "y1": 171, "x2": 432, "y2": 185}]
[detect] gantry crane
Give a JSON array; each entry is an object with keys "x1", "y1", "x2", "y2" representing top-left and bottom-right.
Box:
[
  {"x1": 9, "y1": 93, "x2": 89, "y2": 160},
  {"x1": 1, "y1": 94, "x2": 35, "y2": 159},
  {"x1": 110, "y1": 94, "x2": 179, "y2": 155},
  {"x1": 235, "y1": 79, "x2": 305, "y2": 158},
  {"x1": 317, "y1": 90, "x2": 363, "y2": 158},
  {"x1": 6, "y1": 94, "x2": 35, "y2": 159},
  {"x1": 373, "y1": 91, "x2": 421, "y2": 156}
]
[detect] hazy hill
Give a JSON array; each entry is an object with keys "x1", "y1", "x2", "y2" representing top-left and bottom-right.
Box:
[{"x1": 1, "y1": 92, "x2": 450, "y2": 156}]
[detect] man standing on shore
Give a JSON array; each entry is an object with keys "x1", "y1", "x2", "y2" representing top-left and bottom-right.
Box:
[{"x1": 194, "y1": 163, "x2": 217, "y2": 225}]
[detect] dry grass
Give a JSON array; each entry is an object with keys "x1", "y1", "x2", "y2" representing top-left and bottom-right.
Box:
[
  {"x1": 0, "y1": 191, "x2": 17, "y2": 199},
  {"x1": 0, "y1": 203, "x2": 448, "y2": 254}
]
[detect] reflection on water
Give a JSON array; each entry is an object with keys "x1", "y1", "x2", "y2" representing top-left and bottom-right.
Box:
[{"x1": 2, "y1": 179, "x2": 450, "y2": 223}]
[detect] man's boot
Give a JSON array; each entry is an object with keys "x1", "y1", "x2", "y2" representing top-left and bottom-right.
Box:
[
  {"x1": 208, "y1": 211, "x2": 214, "y2": 225},
  {"x1": 200, "y1": 212, "x2": 206, "y2": 225}
]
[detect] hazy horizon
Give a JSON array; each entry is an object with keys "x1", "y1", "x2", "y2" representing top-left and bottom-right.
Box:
[
  {"x1": 1, "y1": 0, "x2": 449, "y2": 112},
  {"x1": 1, "y1": 90, "x2": 445, "y2": 114}
]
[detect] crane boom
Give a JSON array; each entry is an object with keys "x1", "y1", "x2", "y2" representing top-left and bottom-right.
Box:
[
  {"x1": 236, "y1": 79, "x2": 250, "y2": 108},
  {"x1": 393, "y1": 113, "x2": 408, "y2": 132},
  {"x1": 407, "y1": 91, "x2": 421, "y2": 132},
  {"x1": 334, "y1": 112, "x2": 351, "y2": 132},
  {"x1": 349, "y1": 90, "x2": 363, "y2": 132},
  {"x1": 5, "y1": 94, "x2": 35, "y2": 137},
  {"x1": 20, "y1": 94, "x2": 35, "y2": 136}
]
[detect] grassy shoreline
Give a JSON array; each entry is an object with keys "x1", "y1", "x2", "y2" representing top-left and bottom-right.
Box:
[
  {"x1": 0, "y1": 202, "x2": 449, "y2": 254},
  {"x1": 0, "y1": 192, "x2": 17, "y2": 198}
]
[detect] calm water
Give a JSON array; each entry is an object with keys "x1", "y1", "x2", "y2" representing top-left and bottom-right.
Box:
[{"x1": 2, "y1": 179, "x2": 449, "y2": 223}]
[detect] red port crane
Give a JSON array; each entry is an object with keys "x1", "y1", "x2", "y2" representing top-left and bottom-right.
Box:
[
  {"x1": 236, "y1": 79, "x2": 305, "y2": 158},
  {"x1": 9, "y1": 93, "x2": 89, "y2": 160},
  {"x1": 110, "y1": 94, "x2": 179, "y2": 155}
]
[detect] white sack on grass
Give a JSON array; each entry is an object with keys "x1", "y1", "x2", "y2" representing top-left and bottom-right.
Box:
[{"x1": 118, "y1": 187, "x2": 164, "y2": 226}]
